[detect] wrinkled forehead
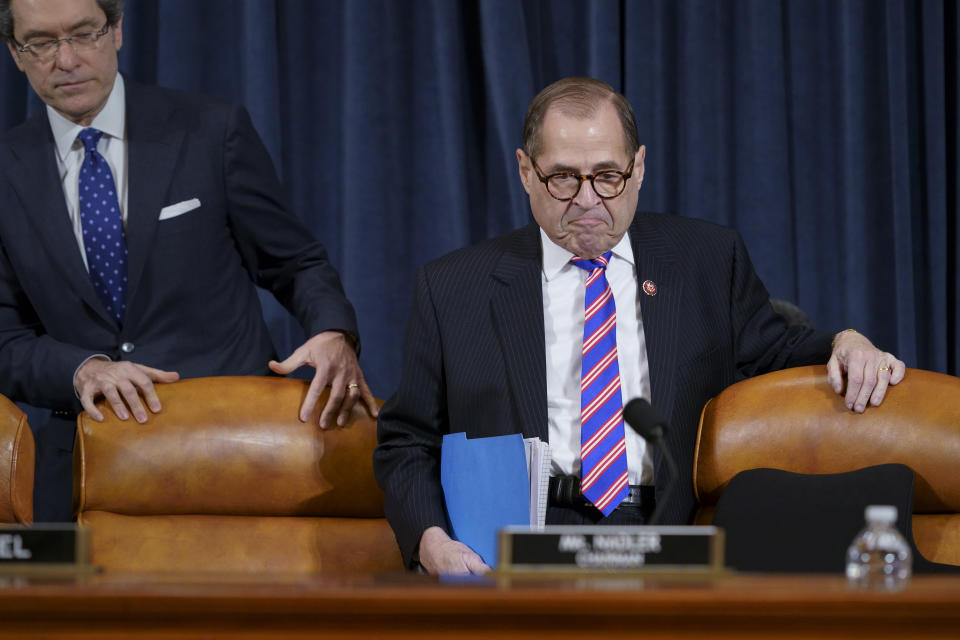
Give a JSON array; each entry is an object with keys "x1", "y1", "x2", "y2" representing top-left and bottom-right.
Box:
[{"x1": 537, "y1": 104, "x2": 632, "y2": 170}]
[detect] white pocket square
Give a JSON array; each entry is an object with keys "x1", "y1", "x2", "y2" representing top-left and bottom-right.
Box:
[{"x1": 158, "y1": 198, "x2": 201, "y2": 221}]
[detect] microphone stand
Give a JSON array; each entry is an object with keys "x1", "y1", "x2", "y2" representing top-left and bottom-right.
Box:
[{"x1": 622, "y1": 398, "x2": 678, "y2": 526}]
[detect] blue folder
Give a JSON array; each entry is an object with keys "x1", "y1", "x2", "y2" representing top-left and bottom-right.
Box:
[{"x1": 440, "y1": 432, "x2": 531, "y2": 567}]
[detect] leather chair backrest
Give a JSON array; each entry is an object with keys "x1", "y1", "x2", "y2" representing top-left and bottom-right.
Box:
[
  {"x1": 0, "y1": 394, "x2": 33, "y2": 524},
  {"x1": 694, "y1": 366, "x2": 960, "y2": 565},
  {"x1": 74, "y1": 376, "x2": 401, "y2": 573}
]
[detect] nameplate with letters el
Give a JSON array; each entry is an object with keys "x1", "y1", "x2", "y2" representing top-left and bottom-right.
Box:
[
  {"x1": 0, "y1": 525, "x2": 90, "y2": 574},
  {"x1": 498, "y1": 525, "x2": 724, "y2": 573}
]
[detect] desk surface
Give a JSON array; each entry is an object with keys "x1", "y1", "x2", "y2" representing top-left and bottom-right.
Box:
[{"x1": 1, "y1": 571, "x2": 959, "y2": 639}]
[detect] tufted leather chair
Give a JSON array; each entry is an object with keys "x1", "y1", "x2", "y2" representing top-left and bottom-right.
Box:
[
  {"x1": 0, "y1": 394, "x2": 34, "y2": 525},
  {"x1": 694, "y1": 365, "x2": 960, "y2": 566},
  {"x1": 73, "y1": 376, "x2": 401, "y2": 573}
]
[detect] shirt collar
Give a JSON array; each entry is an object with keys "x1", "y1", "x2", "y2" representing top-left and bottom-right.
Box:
[
  {"x1": 539, "y1": 226, "x2": 635, "y2": 281},
  {"x1": 48, "y1": 73, "x2": 126, "y2": 163}
]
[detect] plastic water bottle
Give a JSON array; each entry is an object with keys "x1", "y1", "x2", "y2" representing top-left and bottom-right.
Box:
[{"x1": 845, "y1": 505, "x2": 912, "y2": 589}]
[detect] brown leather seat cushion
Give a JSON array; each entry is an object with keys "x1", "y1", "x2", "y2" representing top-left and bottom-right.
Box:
[
  {"x1": 0, "y1": 394, "x2": 33, "y2": 524},
  {"x1": 78, "y1": 512, "x2": 399, "y2": 573}
]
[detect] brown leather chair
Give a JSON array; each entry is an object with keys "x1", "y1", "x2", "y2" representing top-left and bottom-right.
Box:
[
  {"x1": 694, "y1": 365, "x2": 960, "y2": 566},
  {"x1": 0, "y1": 394, "x2": 34, "y2": 525},
  {"x1": 73, "y1": 376, "x2": 401, "y2": 573}
]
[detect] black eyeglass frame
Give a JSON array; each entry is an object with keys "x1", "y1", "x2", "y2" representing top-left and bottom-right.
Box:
[{"x1": 530, "y1": 156, "x2": 636, "y2": 201}]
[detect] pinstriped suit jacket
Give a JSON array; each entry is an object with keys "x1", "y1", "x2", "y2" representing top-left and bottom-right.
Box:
[{"x1": 374, "y1": 214, "x2": 832, "y2": 568}]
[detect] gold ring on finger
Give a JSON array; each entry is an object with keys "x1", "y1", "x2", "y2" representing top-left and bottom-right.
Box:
[
  {"x1": 347, "y1": 383, "x2": 360, "y2": 390},
  {"x1": 878, "y1": 366, "x2": 891, "y2": 372}
]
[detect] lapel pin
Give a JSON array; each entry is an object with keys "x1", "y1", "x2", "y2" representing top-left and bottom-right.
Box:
[{"x1": 642, "y1": 279, "x2": 657, "y2": 296}]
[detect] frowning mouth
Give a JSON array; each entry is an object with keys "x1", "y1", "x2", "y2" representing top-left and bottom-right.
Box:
[
  {"x1": 55, "y1": 78, "x2": 91, "y2": 91},
  {"x1": 568, "y1": 216, "x2": 607, "y2": 226}
]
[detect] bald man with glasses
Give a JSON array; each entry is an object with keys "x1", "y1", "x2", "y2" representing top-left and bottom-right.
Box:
[{"x1": 374, "y1": 76, "x2": 905, "y2": 575}]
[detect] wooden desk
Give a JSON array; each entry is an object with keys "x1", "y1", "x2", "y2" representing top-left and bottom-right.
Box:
[{"x1": 1, "y1": 572, "x2": 958, "y2": 639}]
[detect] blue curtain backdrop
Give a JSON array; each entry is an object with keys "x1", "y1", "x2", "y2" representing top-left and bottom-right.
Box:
[{"x1": 1, "y1": 0, "x2": 957, "y2": 400}]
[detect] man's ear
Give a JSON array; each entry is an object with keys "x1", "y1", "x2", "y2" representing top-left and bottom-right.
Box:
[
  {"x1": 7, "y1": 42, "x2": 26, "y2": 73},
  {"x1": 634, "y1": 145, "x2": 646, "y2": 190},
  {"x1": 113, "y1": 17, "x2": 124, "y2": 52},
  {"x1": 516, "y1": 149, "x2": 533, "y2": 195}
]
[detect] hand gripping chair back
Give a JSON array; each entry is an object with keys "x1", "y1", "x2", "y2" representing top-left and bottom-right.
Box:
[
  {"x1": 74, "y1": 377, "x2": 401, "y2": 573},
  {"x1": 0, "y1": 394, "x2": 33, "y2": 524},
  {"x1": 694, "y1": 366, "x2": 960, "y2": 567}
]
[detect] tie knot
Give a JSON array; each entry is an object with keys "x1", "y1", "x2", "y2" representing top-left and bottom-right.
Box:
[
  {"x1": 77, "y1": 127, "x2": 104, "y2": 152},
  {"x1": 571, "y1": 251, "x2": 612, "y2": 273}
]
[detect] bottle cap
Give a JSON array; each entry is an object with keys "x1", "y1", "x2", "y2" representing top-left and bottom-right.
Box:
[{"x1": 865, "y1": 504, "x2": 897, "y2": 524}]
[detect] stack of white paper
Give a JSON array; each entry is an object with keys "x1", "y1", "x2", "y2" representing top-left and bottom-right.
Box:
[{"x1": 524, "y1": 437, "x2": 552, "y2": 528}]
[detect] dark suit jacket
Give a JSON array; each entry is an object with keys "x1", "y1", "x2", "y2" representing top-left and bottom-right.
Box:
[
  {"x1": 374, "y1": 214, "x2": 832, "y2": 568},
  {"x1": 0, "y1": 80, "x2": 357, "y2": 520}
]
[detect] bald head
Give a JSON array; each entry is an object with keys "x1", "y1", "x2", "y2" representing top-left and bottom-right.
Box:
[{"x1": 521, "y1": 77, "x2": 639, "y2": 161}]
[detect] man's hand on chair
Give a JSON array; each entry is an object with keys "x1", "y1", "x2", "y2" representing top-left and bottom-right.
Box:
[
  {"x1": 826, "y1": 329, "x2": 906, "y2": 413},
  {"x1": 269, "y1": 330, "x2": 378, "y2": 429},
  {"x1": 76, "y1": 358, "x2": 180, "y2": 423}
]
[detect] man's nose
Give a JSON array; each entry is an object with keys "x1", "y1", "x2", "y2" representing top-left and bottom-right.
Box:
[
  {"x1": 572, "y1": 177, "x2": 602, "y2": 208},
  {"x1": 53, "y1": 40, "x2": 81, "y2": 70}
]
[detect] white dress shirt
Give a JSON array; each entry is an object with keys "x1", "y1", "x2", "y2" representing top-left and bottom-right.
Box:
[
  {"x1": 47, "y1": 74, "x2": 128, "y2": 271},
  {"x1": 541, "y1": 228, "x2": 654, "y2": 485}
]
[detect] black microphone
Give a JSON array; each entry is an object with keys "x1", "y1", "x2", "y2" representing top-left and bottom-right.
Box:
[{"x1": 623, "y1": 398, "x2": 677, "y2": 526}]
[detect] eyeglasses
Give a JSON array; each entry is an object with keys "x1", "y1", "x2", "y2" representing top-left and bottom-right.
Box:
[
  {"x1": 13, "y1": 23, "x2": 111, "y2": 63},
  {"x1": 531, "y1": 157, "x2": 635, "y2": 201}
]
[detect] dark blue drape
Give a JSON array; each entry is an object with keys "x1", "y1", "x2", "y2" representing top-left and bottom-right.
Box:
[{"x1": 2, "y1": 0, "x2": 957, "y2": 400}]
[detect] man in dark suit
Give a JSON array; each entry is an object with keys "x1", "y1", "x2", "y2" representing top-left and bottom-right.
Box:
[
  {"x1": 0, "y1": 0, "x2": 377, "y2": 521},
  {"x1": 374, "y1": 77, "x2": 906, "y2": 574}
]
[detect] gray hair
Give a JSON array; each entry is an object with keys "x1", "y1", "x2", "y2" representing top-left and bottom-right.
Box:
[{"x1": 0, "y1": 0, "x2": 124, "y2": 43}]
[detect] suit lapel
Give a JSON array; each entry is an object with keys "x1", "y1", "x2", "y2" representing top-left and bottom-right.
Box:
[
  {"x1": 631, "y1": 215, "x2": 683, "y2": 428},
  {"x1": 4, "y1": 117, "x2": 115, "y2": 325},
  {"x1": 489, "y1": 224, "x2": 548, "y2": 441},
  {"x1": 123, "y1": 83, "x2": 184, "y2": 318}
]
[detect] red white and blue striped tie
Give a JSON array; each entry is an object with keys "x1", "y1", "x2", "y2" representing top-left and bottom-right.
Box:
[{"x1": 572, "y1": 252, "x2": 628, "y2": 516}]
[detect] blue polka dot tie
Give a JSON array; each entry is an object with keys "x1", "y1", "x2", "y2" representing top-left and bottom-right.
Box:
[
  {"x1": 571, "y1": 252, "x2": 629, "y2": 516},
  {"x1": 77, "y1": 128, "x2": 127, "y2": 325}
]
